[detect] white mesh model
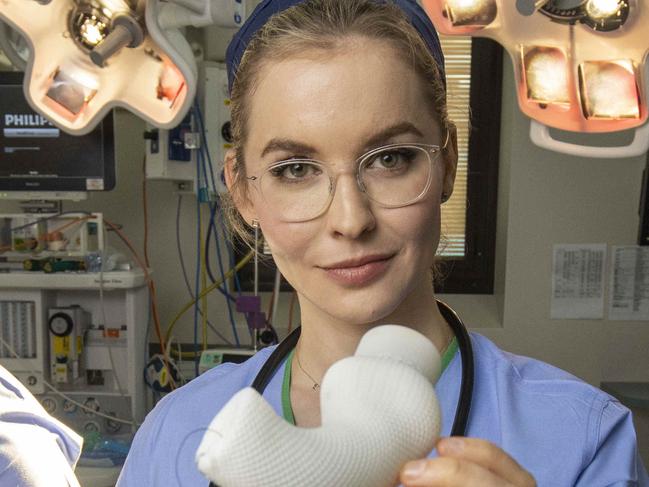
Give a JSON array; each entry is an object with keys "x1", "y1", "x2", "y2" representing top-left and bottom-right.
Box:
[{"x1": 196, "y1": 325, "x2": 442, "y2": 487}]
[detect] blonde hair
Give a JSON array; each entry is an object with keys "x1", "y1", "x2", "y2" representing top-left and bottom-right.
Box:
[{"x1": 222, "y1": 0, "x2": 449, "y2": 250}]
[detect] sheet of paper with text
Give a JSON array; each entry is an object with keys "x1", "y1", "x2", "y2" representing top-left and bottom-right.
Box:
[{"x1": 551, "y1": 244, "x2": 606, "y2": 320}]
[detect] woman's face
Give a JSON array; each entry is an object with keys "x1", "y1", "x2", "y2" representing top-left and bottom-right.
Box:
[{"x1": 233, "y1": 37, "x2": 455, "y2": 326}]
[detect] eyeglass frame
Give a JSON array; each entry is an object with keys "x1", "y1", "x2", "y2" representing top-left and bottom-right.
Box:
[{"x1": 244, "y1": 131, "x2": 450, "y2": 223}]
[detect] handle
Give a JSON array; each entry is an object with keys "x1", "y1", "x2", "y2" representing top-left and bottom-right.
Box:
[{"x1": 529, "y1": 119, "x2": 649, "y2": 158}]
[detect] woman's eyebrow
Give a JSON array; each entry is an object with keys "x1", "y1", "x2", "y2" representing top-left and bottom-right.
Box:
[
  {"x1": 261, "y1": 139, "x2": 317, "y2": 158},
  {"x1": 362, "y1": 122, "x2": 425, "y2": 149},
  {"x1": 259, "y1": 122, "x2": 424, "y2": 158}
]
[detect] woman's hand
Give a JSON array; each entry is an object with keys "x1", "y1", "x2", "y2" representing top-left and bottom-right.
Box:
[{"x1": 400, "y1": 437, "x2": 537, "y2": 487}]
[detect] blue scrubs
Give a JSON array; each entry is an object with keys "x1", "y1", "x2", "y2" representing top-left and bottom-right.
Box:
[
  {"x1": 0, "y1": 365, "x2": 82, "y2": 487},
  {"x1": 117, "y1": 333, "x2": 649, "y2": 486}
]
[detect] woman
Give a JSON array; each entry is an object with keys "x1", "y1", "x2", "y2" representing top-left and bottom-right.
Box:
[{"x1": 117, "y1": 1, "x2": 648, "y2": 485}]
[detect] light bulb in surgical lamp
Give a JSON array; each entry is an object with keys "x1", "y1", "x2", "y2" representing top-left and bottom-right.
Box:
[
  {"x1": 444, "y1": 0, "x2": 497, "y2": 26},
  {"x1": 585, "y1": 0, "x2": 623, "y2": 20},
  {"x1": 79, "y1": 17, "x2": 108, "y2": 47},
  {"x1": 70, "y1": 5, "x2": 111, "y2": 51},
  {"x1": 523, "y1": 46, "x2": 570, "y2": 106},
  {"x1": 579, "y1": 60, "x2": 640, "y2": 120},
  {"x1": 45, "y1": 68, "x2": 98, "y2": 117}
]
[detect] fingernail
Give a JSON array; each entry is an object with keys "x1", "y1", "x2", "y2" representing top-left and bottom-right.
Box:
[
  {"x1": 402, "y1": 460, "x2": 427, "y2": 479},
  {"x1": 441, "y1": 437, "x2": 464, "y2": 454}
]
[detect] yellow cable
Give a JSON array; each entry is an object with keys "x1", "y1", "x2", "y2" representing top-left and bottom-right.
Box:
[{"x1": 165, "y1": 250, "x2": 253, "y2": 345}]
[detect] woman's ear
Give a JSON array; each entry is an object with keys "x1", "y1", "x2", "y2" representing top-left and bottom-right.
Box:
[
  {"x1": 441, "y1": 122, "x2": 458, "y2": 202},
  {"x1": 224, "y1": 148, "x2": 256, "y2": 225}
]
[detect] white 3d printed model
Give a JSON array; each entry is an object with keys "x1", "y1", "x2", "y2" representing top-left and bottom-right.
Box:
[{"x1": 196, "y1": 325, "x2": 442, "y2": 487}]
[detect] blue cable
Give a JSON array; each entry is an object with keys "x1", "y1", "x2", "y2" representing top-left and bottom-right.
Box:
[
  {"x1": 193, "y1": 102, "x2": 219, "y2": 196},
  {"x1": 209, "y1": 200, "x2": 240, "y2": 346},
  {"x1": 193, "y1": 104, "x2": 241, "y2": 346},
  {"x1": 217, "y1": 206, "x2": 243, "y2": 296},
  {"x1": 197, "y1": 145, "x2": 240, "y2": 346},
  {"x1": 204, "y1": 215, "x2": 236, "y2": 301},
  {"x1": 193, "y1": 149, "x2": 203, "y2": 377},
  {"x1": 192, "y1": 103, "x2": 243, "y2": 297}
]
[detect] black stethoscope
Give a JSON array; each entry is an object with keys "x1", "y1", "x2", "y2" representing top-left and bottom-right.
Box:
[{"x1": 208, "y1": 300, "x2": 474, "y2": 487}]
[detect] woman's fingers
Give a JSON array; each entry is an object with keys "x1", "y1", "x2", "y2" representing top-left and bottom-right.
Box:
[
  {"x1": 399, "y1": 437, "x2": 536, "y2": 487},
  {"x1": 400, "y1": 456, "x2": 514, "y2": 487},
  {"x1": 436, "y1": 437, "x2": 536, "y2": 487}
]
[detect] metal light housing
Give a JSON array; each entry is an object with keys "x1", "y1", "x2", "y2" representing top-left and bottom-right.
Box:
[{"x1": 422, "y1": 0, "x2": 648, "y2": 135}]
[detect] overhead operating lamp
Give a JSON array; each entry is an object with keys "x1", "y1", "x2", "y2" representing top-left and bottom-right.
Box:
[
  {"x1": 0, "y1": 0, "x2": 245, "y2": 135},
  {"x1": 422, "y1": 0, "x2": 649, "y2": 157}
]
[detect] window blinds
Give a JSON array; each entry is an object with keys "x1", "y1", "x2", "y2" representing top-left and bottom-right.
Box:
[{"x1": 438, "y1": 35, "x2": 471, "y2": 258}]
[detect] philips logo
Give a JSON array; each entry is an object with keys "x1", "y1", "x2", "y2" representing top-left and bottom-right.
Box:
[{"x1": 4, "y1": 114, "x2": 53, "y2": 127}]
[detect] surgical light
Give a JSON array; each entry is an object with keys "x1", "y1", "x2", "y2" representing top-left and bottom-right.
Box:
[
  {"x1": 444, "y1": 0, "x2": 497, "y2": 27},
  {"x1": 585, "y1": 0, "x2": 625, "y2": 21},
  {"x1": 579, "y1": 60, "x2": 640, "y2": 120},
  {"x1": 0, "y1": 0, "x2": 246, "y2": 135},
  {"x1": 422, "y1": 0, "x2": 649, "y2": 157},
  {"x1": 523, "y1": 46, "x2": 570, "y2": 106},
  {"x1": 46, "y1": 68, "x2": 98, "y2": 115}
]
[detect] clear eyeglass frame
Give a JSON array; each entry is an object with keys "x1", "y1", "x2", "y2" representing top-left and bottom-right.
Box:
[{"x1": 246, "y1": 139, "x2": 447, "y2": 223}]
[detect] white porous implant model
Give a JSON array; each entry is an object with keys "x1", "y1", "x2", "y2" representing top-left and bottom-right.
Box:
[{"x1": 196, "y1": 325, "x2": 442, "y2": 487}]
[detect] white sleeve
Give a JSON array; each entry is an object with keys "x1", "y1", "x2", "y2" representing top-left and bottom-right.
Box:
[{"x1": 0, "y1": 365, "x2": 82, "y2": 487}]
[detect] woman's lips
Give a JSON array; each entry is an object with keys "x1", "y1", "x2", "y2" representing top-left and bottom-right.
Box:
[{"x1": 320, "y1": 255, "x2": 394, "y2": 286}]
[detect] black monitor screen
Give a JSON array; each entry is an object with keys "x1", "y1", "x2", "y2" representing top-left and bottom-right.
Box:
[{"x1": 0, "y1": 72, "x2": 115, "y2": 194}]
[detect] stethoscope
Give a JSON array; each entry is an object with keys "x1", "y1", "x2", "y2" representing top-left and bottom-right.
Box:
[
  {"x1": 208, "y1": 300, "x2": 474, "y2": 487},
  {"x1": 252, "y1": 299, "x2": 474, "y2": 435}
]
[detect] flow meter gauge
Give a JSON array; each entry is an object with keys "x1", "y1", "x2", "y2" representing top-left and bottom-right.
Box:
[
  {"x1": 105, "y1": 412, "x2": 122, "y2": 434},
  {"x1": 83, "y1": 397, "x2": 101, "y2": 416},
  {"x1": 41, "y1": 397, "x2": 57, "y2": 414},
  {"x1": 63, "y1": 399, "x2": 78, "y2": 414},
  {"x1": 48, "y1": 312, "x2": 74, "y2": 336}
]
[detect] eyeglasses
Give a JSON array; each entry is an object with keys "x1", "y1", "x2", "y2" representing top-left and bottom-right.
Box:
[{"x1": 246, "y1": 142, "x2": 444, "y2": 223}]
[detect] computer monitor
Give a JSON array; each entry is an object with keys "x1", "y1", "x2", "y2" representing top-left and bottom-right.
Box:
[{"x1": 0, "y1": 71, "x2": 115, "y2": 201}]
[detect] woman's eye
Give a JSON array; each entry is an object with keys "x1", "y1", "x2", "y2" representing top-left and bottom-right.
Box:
[
  {"x1": 367, "y1": 149, "x2": 416, "y2": 170},
  {"x1": 270, "y1": 162, "x2": 321, "y2": 180}
]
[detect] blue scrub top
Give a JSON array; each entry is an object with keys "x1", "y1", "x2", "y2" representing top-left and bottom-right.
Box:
[
  {"x1": 0, "y1": 365, "x2": 82, "y2": 487},
  {"x1": 117, "y1": 333, "x2": 649, "y2": 486}
]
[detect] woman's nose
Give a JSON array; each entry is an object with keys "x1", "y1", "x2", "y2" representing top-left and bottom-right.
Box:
[{"x1": 325, "y1": 174, "x2": 376, "y2": 239}]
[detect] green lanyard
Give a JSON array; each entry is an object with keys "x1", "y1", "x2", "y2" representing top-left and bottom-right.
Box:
[{"x1": 281, "y1": 337, "x2": 459, "y2": 425}]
